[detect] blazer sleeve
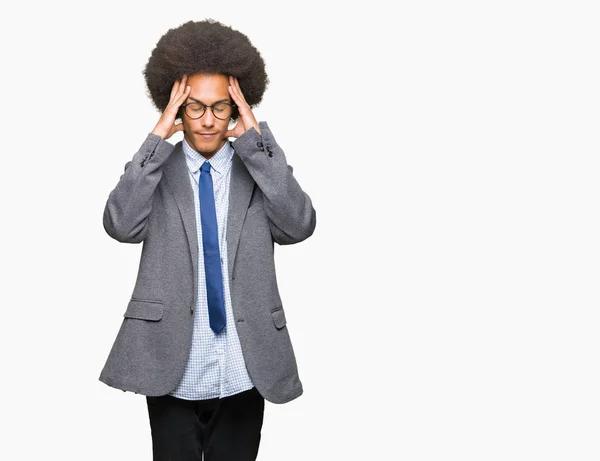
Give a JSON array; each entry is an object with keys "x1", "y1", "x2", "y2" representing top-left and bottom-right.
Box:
[
  {"x1": 103, "y1": 133, "x2": 175, "y2": 243},
  {"x1": 231, "y1": 121, "x2": 316, "y2": 245}
]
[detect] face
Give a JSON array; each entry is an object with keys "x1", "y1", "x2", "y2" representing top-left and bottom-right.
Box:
[{"x1": 181, "y1": 73, "x2": 232, "y2": 159}]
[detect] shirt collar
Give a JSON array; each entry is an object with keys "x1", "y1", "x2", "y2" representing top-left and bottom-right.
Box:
[{"x1": 182, "y1": 136, "x2": 234, "y2": 175}]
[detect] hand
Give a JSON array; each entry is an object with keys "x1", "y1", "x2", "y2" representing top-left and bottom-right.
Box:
[
  {"x1": 225, "y1": 75, "x2": 261, "y2": 138},
  {"x1": 151, "y1": 74, "x2": 192, "y2": 140}
]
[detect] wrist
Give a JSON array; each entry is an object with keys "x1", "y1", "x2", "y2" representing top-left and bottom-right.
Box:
[{"x1": 151, "y1": 127, "x2": 167, "y2": 140}]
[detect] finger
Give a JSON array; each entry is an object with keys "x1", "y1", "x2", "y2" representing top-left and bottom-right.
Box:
[
  {"x1": 174, "y1": 85, "x2": 191, "y2": 108},
  {"x1": 228, "y1": 77, "x2": 240, "y2": 102},
  {"x1": 231, "y1": 76, "x2": 248, "y2": 105},
  {"x1": 169, "y1": 74, "x2": 187, "y2": 102},
  {"x1": 228, "y1": 80, "x2": 247, "y2": 110},
  {"x1": 174, "y1": 74, "x2": 188, "y2": 102},
  {"x1": 229, "y1": 76, "x2": 242, "y2": 100},
  {"x1": 167, "y1": 84, "x2": 190, "y2": 112},
  {"x1": 169, "y1": 80, "x2": 180, "y2": 102}
]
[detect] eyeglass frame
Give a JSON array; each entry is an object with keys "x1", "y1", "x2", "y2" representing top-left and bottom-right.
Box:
[{"x1": 179, "y1": 100, "x2": 238, "y2": 120}]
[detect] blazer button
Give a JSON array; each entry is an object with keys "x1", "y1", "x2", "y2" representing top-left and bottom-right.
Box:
[{"x1": 256, "y1": 141, "x2": 263, "y2": 148}]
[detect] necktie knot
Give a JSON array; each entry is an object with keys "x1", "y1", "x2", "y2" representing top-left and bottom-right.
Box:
[{"x1": 200, "y1": 161, "x2": 211, "y2": 174}]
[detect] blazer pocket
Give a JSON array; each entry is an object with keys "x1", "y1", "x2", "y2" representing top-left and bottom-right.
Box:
[
  {"x1": 271, "y1": 306, "x2": 287, "y2": 329},
  {"x1": 123, "y1": 298, "x2": 164, "y2": 321}
]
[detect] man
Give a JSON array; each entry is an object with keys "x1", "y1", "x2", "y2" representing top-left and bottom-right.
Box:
[{"x1": 99, "y1": 19, "x2": 316, "y2": 461}]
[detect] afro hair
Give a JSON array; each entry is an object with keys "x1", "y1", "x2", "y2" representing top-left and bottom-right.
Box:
[{"x1": 143, "y1": 19, "x2": 269, "y2": 122}]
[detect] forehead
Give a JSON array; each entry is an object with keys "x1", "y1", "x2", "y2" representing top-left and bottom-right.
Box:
[{"x1": 186, "y1": 73, "x2": 229, "y2": 101}]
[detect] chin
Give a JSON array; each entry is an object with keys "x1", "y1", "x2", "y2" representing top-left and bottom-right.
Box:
[{"x1": 194, "y1": 136, "x2": 225, "y2": 152}]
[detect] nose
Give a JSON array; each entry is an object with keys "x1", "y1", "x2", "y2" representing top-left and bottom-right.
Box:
[{"x1": 201, "y1": 107, "x2": 215, "y2": 127}]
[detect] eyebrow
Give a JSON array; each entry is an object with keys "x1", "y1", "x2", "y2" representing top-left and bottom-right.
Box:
[{"x1": 186, "y1": 97, "x2": 231, "y2": 104}]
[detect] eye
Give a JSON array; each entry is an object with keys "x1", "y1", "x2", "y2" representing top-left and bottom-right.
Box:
[{"x1": 188, "y1": 103, "x2": 205, "y2": 112}]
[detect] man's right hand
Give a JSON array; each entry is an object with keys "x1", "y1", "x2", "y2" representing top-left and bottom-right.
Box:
[{"x1": 151, "y1": 74, "x2": 191, "y2": 140}]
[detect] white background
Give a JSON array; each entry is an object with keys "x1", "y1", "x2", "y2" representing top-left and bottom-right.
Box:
[{"x1": 1, "y1": 0, "x2": 599, "y2": 459}]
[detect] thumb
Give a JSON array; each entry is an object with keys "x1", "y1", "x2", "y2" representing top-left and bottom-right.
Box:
[
  {"x1": 173, "y1": 121, "x2": 184, "y2": 132},
  {"x1": 224, "y1": 121, "x2": 238, "y2": 139}
]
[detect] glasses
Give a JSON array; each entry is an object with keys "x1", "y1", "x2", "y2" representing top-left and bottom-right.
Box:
[{"x1": 180, "y1": 101, "x2": 237, "y2": 120}]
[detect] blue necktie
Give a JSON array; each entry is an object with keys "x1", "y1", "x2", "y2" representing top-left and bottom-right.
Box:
[{"x1": 199, "y1": 161, "x2": 226, "y2": 334}]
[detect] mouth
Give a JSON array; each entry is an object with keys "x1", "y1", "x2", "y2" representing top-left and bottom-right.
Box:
[{"x1": 198, "y1": 132, "x2": 217, "y2": 139}]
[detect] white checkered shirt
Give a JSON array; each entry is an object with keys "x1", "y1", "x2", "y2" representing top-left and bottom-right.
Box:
[{"x1": 169, "y1": 137, "x2": 254, "y2": 400}]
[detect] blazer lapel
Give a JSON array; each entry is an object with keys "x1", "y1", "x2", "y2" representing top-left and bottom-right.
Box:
[
  {"x1": 162, "y1": 145, "x2": 254, "y2": 291},
  {"x1": 227, "y1": 153, "x2": 255, "y2": 281},
  {"x1": 163, "y1": 143, "x2": 199, "y2": 286}
]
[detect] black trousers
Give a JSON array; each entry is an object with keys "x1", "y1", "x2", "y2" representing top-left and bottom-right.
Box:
[{"x1": 146, "y1": 387, "x2": 265, "y2": 461}]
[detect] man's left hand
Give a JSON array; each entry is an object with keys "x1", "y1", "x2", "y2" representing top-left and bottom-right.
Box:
[{"x1": 225, "y1": 75, "x2": 261, "y2": 138}]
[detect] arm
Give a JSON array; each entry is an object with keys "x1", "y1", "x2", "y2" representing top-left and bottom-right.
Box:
[
  {"x1": 232, "y1": 121, "x2": 316, "y2": 245},
  {"x1": 103, "y1": 133, "x2": 175, "y2": 243},
  {"x1": 103, "y1": 75, "x2": 191, "y2": 243}
]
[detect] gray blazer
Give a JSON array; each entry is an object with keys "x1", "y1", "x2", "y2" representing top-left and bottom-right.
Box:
[{"x1": 98, "y1": 121, "x2": 316, "y2": 404}]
